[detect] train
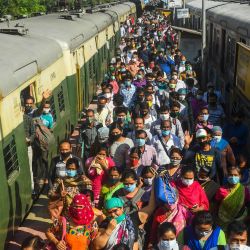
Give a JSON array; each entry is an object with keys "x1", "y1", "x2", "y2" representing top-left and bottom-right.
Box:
[
  {"x1": 0, "y1": 1, "x2": 139, "y2": 247},
  {"x1": 184, "y1": 0, "x2": 250, "y2": 124}
]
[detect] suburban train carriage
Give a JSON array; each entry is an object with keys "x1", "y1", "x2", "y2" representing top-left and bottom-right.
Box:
[
  {"x1": 0, "y1": 33, "x2": 63, "y2": 248},
  {"x1": 186, "y1": 0, "x2": 250, "y2": 115}
]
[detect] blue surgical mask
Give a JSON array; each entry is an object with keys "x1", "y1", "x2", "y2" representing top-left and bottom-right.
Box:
[
  {"x1": 203, "y1": 114, "x2": 209, "y2": 121},
  {"x1": 66, "y1": 169, "x2": 77, "y2": 177},
  {"x1": 125, "y1": 80, "x2": 131, "y2": 87},
  {"x1": 162, "y1": 130, "x2": 171, "y2": 137},
  {"x1": 135, "y1": 138, "x2": 146, "y2": 147},
  {"x1": 228, "y1": 176, "x2": 240, "y2": 185},
  {"x1": 124, "y1": 183, "x2": 137, "y2": 192}
]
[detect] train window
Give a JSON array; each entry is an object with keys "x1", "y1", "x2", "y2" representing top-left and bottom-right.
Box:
[
  {"x1": 20, "y1": 83, "x2": 36, "y2": 107},
  {"x1": 49, "y1": 95, "x2": 57, "y2": 122},
  {"x1": 3, "y1": 135, "x2": 19, "y2": 179},
  {"x1": 57, "y1": 86, "x2": 65, "y2": 113}
]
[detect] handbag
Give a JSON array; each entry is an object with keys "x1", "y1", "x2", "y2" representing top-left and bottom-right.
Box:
[
  {"x1": 45, "y1": 216, "x2": 67, "y2": 250},
  {"x1": 154, "y1": 176, "x2": 176, "y2": 204}
]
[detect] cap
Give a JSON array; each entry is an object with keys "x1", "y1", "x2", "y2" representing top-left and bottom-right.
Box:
[
  {"x1": 196, "y1": 129, "x2": 207, "y2": 138},
  {"x1": 178, "y1": 88, "x2": 187, "y2": 95},
  {"x1": 212, "y1": 126, "x2": 222, "y2": 134}
]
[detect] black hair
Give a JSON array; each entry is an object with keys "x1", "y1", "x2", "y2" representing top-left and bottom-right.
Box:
[
  {"x1": 81, "y1": 189, "x2": 94, "y2": 202},
  {"x1": 181, "y1": 165, "x2": 196, "y2": 176},
  {"x1": 21, "y1": 236, "x2": 45, "y2": 250},
  {"x1": 139, "y1": 102, "x2": 149, "y2": 110},
  {"x1": 66, "y1": 158, "x2": 79, "y2": 169},
  {"x1": 98, "y1": 96, "x2": 107, "y2": 102},
  {"x1": 160, "y1": 119, "x2": 172, "y2": 128},
  {"x1": 115, "y1": 107, "x2": 128, "y2": 115},
  {"x1": 141, "y1": 166, "x2": 155, "y2": 177},
  {"x1": 109, "y1": 122, "x2": 123, "y2": 133},
  {"x1": 133, "y1": 116, "x2": 145, "y2": 123},
  {"x1": 170, "y1": 147, "x2": 183, "y2": 157},
  {"x1": 108, "y1": 166, "x2": 122, "y2": 175},
  {"x1": 192, "y1": 211, "x2": 213, "y2": 227},
  {"x1": 86, "y1": 109, "x2": 94, "y2": 115},
  {"x1": 96, "y1": 145, "x2": 109, "y2": 157},
  {"x1": 121, "y1": 169, "x2": 138, "y2": 182},
  {"x1": 129, "y1": 147, "x2": 141, "y2": 158},
  {"x1": 227, "y1": 221, "x2": 248, "y2": 237},
  {"x1": 24, "y1": 95, "x2": 35, "y2": 103},
  {"x1": 171, "y1": 101, "x2": 181, "y2": 109},
  {"x1": 135, "y1": 129, "x2": 147, "y2": 138},
  {"x1": 186, "y1": 78, "x2": 194, "y2": 87},
  {"x1": 59, "y1": 139, "x2": 71, "y2": 146},
  {"x1": 227, "y1": 165, "x2": 241, "y2": 174},
  {"x1": 113, "y1": 94, "x2": 124, "y2": 106},
  {"x1": 158, "y1": 222, "x2": 177, "y2": 237},
  {"x1": 159, "y1": 106, "x2": 170, "y2": 113}
]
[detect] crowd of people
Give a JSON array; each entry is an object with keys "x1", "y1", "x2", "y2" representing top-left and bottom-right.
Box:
[{"x1": 21, "y1": 9, "x2": 250, "y2": 250}]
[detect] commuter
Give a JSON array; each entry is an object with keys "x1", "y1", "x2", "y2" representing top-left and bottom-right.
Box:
[
  {"x1": 40, "y1": 101, "x2": 54, "y2": 129},
  {"x1": 120, "y1": 75, "x2": 136, "y2": 108},
  {"x1": 85, "y1": 145, "x2": 115, "y2": 207},
  {"x1": 95, "y1": 96, "x2": 111, "y2": 127}
]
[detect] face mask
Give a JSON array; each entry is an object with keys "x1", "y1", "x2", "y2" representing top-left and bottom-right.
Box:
[
  {"x1": 124, "y1": 183, "x2": 137, "y2": 192},
  {"x1": 87, "y1": 117, "x2": 94, "y2": 124},
  {"x1": 179, "y1": 95, "x2": 186, "y2": 101},
  {"x1": 181, "y1": 60, "x2": 186, "y2": 64},
  {"x1": 104, "y1": 93, "x2": 112, "y2": 99},
  {"x1": 147, "y1": 101, "x2": 153, "y2": 108},
  {"x1": 111, "y1": 134, "x2": 122, "y2": 141},
  {"x1": 66, "y1": 169, "x2": 77, "y2": 177},
  {"x1": 109, "y1": 177, "x2": 120, "y2": 185},
  {"x1": 162, "y1": 130, "x2": 171, "y2": 137},
  {"x1": 61, "y1": 151, "x2": 71, "y2": 159},
  {"x1": 169, "y1": 83, "x2": 176, "y2": 89},
  {"x1": 111, "y1": 76, "x2": 116, "y2": 80},
  {"x1": 114, "y1": 213, "x2": 126, "y2": 224},
  {"x1": 117, "y1": 117, "x2": 126, "y2": 123},
  {"x1": 110, "y1": 67, "x2": 115, "y2": 72},
  {"x1": 199, "y1": 140, "x2": 209, "y2": 147},
  {"x1": 213, "y1": 135, "x2": 222, "y2": 143},
  {"x1": 158, "y1": 239, "x2": 178, "y2": 250},
  {"x1": 160, "y1": 114, "x2": 170, "y2": 121},
  {"x1": 137, "y1": 75, "x2": 143, "y2": 80},
  {"x1": 202, "y1": 114, "x2": 209, "y2": 121},
  {"x1": 25, "y1": 106, "x2": 33, "y2": 113},
  {"x1": 228, "y1": 176, "x2": 240, "y2": 185},
  {"x1": 195, "y1": 228, "x2": 212, "y2": 237},
  {"x1": 43, "y1": 108, "x2": 50, "y2": 114},
  {"x1": 140, "y1": 67, "x2": 145, "y2": 70},
  {"x1": 172, "y1": 75, "x2": 178, "y2": 80},
  {"x1": 120, "y1": 68, "x2": 126, "y2": 72},
  {"x1": 229, "y1": 244, "x2": 247, "y2": 250},
  {"x1": 130, "y1": 158, "x2": 139, "y2": 167},
  {"x1": 135, "y1": 138, "x2": 146, "y2": 147},
  {"x1": 58, "y1": 169, "x2": 67, "y2": 177},
  {"x1": 144, "y1": 178, "x2": 153, "y2": 186},
  {"x1": 181, "y1": 178, "x2": 194, "y2": 186},
  {"x1": 170, "y1": 158, "x2": 182, "y2": 166},
  {"x1": 170, "y1": 112, "x2": 179, "y2": 118},
  {"x1": 197, "y1": 95, "x2": 203, "y2": 100}
]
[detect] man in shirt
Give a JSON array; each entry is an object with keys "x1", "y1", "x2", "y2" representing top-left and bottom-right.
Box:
[
  {"x1": 151, "y1": 120, "x2": 182, "y2": 166},
  {"x1": 81, "y1": 109, "x2": 102, "y2": 160},
  {"x1": 94, "y1": 96, "x2": 111, "y2": 127},
  {"x1": 120, "y1": 76, "x2": 136, "y2": 108},
  {"x1": 49, "y1": 140, "x2": 84, "y2": 187}
]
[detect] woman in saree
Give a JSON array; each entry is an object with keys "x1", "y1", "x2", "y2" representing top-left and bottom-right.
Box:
[
  {"x1": 46, "y1": 194, "x2": 98, "y2": 250},
  {"x1": 98, "y1": 167, "x2": 124, "y2": 209},
  {"x1": 148, "y1": 181, "x2": 192, "y2": 248},
  {"x1": 173, "y1": 166, "x2": 209, "y2": 213},
  {"x1": 92, "y1": 193, "x2": 156, "y2": 250},
  {"x1": 215, "y1": 166, "x2": 250, "y2": 231}
]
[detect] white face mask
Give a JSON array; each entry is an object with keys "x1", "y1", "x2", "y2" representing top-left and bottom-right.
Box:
[
  {"x1": 213, "y1": 135, "x2": 222, "y2": 143},
  {"x1": 104, "y1": 93, "x2": 112, "y2": 99},
  {"x1": 179, "y1": 95, "x2": 186, "y2": 101},
  {"x1": 160, "y1": 114, "x2": 170, "y2": 121},
  {"x1": 158, "y1": 239, "x2": 179, "y2": 250},
  {"x1": 43, "y1": 108, "x2": 50, "y2": 114},
  {"x1": 172, "y1": 75, "x2": 178, "y2": 80},
  {"x1": 181, "y1": 178, "x2": 194, "y2": 186},
  {"x1": 229, "y1": 244, "x2": 250, "y2": 250}
]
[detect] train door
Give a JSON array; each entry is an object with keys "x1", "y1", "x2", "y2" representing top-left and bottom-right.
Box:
[{"x1": 220, "y1": 29, "x2": 226, "y2": 74}]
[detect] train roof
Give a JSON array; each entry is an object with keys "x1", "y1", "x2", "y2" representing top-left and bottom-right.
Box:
[
  {"x1": 187, "y1": 0, "x2": 250, "y2": 38},
  {"x1": 105, "y1": 2, "x2": 133, "y2": 19},
  {"x1": 0, "y1": 33, "x2": 62, "y2": 97}
]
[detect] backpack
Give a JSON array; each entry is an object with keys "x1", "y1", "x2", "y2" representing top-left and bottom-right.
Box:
[{"x1": 34, "y1": 118, "x2": 55, "y2": 151}]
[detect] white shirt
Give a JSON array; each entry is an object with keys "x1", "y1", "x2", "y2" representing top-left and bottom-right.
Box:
[{"x1": 151, "y1": 134, "x2": 182, "y2": 165}]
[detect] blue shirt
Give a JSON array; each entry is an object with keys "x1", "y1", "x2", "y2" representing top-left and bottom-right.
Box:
[
  {"x1": 40, "y1": 113, "x2": 54, "y2": 129},
  {"x1": 120, "y1": 84, "x2": 136, "y2": 108}
]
